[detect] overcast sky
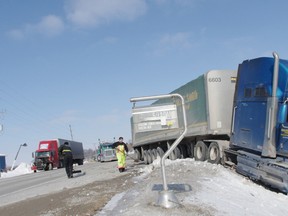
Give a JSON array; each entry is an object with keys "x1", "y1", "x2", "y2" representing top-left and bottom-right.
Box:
[{"x1": 1, "y1": 0, "x2": 288, "y2": 166}]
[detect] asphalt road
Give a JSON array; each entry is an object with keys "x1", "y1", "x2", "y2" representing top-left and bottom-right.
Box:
[
  {"x1": 0, "y1": 159, "x2": 140, "y2": 207},
  {"x1": 0, "y1": 167, "x2": 64, "y2": 197}
]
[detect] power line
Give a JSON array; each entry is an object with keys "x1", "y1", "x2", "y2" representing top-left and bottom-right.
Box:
[{"x1": 0, "y1": 80, "x2": 73, "y2": 138}]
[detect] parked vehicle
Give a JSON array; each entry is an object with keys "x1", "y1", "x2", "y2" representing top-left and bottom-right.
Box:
[
  {"x1": 0, "y1": 154, "x2": 6, "y2": 172},
  {"x1": 130, "y1": 52, "x2": 288, "y2": 193},
  {"x1": 96, "y1": 142, "x2": 117, "y2": 162},
  {"x1": 32, "y1": 138, "x2": 84, "y2": 172}
]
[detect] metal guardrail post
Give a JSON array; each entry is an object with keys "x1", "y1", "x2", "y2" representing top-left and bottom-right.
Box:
[{"x1": 130, "y1": 93, "x2": 187, "y2": 208}]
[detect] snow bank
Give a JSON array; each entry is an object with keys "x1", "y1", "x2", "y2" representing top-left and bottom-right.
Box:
[{"x1": 0, "y1": 162, "x2": 33, "y2": 178}]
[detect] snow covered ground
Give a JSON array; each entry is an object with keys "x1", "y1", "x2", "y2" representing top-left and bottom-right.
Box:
[
  {"x1": 1, "y1": 159, "x2": 288, "y2": 216},
  {"x1": 0, "y1": 162, "x2": 34, "y2": 178},
  {"x1": 98, "y1": 158, "x2": 288, "y2": 216}
]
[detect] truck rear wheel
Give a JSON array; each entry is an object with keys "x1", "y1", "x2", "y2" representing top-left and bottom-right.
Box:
[
  {"x1": 207, "y1": 142, "x2": 221, "y2": 164},
  {"x1": 194, "y1": 141, "x2": 208, "y2": 161}
]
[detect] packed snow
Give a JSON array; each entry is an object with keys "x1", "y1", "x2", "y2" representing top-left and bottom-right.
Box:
[
  {"x1": 0, "y1": 162, "x2": 33, "y2": 178},
  {"x1": 1, "y1": 159, "x2": 288, "y2": 216},
  {"x1": 97, "y1": 158, "x2": 288, "y2": 216}
]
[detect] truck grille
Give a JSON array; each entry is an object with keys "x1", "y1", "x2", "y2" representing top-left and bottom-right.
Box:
[
  {"x1": 35, "y1": 158, "x2": 48, "y2": 170},
  {"x1": 104, "y1": 149, "x2": 114, "y2": 156}
]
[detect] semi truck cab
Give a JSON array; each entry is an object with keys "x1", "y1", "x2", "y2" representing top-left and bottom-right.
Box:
[
  {"x1": 32, "y1": 140, "x2": 60, "y2": 171},
  {"x1": 229, "y1": 53, "x2": 288, "y2": 193}
]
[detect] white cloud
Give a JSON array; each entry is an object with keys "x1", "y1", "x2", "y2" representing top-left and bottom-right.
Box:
[
  {"x1": 159, "y1": 32, "x2": 192, "y2": 48},
  {"x1": 7, "y1": 15, "x2": 64, "y2": 39},
  {"x1": 103, "y1": 36, "x2": 118, "y2": 44},
  {"x1": 49, "y1": 110, "x2": 80, "y2": 125},
  {"x1": 155, "y1": 0, "x2": 196, "y2": 6},
  {"x1": 7, "y1": 29, "x2": 25, "y2": 40},
  {"x1": 36, "y1": 15, "x2": 65, "y2": 36},
  {"x1": 152, "y1": 32, "x2": 193, "y2": 55},
  {"x1": 65, "y1": 0, "x2": 147, "y2": 28}
]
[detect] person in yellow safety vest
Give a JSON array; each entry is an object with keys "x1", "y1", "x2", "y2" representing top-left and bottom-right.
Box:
[
  {"x1": 59, "y1": 142, "x2": 74, "y2": 178},
  {"x1": 112, "y1": 137, "x2": 129, "y2": 172}
]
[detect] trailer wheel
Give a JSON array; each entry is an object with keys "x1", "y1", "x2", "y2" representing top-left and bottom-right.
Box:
[
  {"x1": 151, "y1": 149, "x2": 158, "y2": 161},
  {"x1": 169, "y1": 146, "x2": 181, "y2": 160},
  {"x1": 147, "y1": 149, "x2": 153, "y2": 164},
  {"x1": 207, "y1": 142, "x2": 221, "y2": 164},
  {"x1": 179, "y1": 145, "x2": 188, "y2": 158},
  {"x1": 143, "y1": 150, "x2": 149, "y2": 164},
  {"x1": 135, "y1": 149, "x2": 141, "y2": 161},
  {"x1": 194, "y1": 141, "x2": 208, "y2": 161},
  {"x1": 187, "y1": 142, "x2": 194, "y2": 158},
  {"x1": 157, "y1": 147, "x2": 164, "y2": 158}
]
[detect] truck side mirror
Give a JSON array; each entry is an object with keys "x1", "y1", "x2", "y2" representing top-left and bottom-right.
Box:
[
  {"x1": 278, "y1": 103, "x2": 288, "y2": 124},
  {"x1": 32, "y1": 152, "x2": 35, "y2": 158}
]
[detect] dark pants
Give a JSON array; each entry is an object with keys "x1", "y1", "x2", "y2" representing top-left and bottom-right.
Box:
[{"x1": 64, "y1": 156, "x2": 73, "y2": 178}]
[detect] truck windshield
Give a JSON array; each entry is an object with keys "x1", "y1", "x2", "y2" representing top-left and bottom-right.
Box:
[
  {"x1": 101, "y1": 143, "x2": 113, "y2": 148},
  {"x1": 35, "y1": 152, "x2": 50, "y2": 157}
]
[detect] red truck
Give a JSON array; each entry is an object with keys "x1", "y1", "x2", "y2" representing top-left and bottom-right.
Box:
[{"x1": 32, "y1": 138, "x2": 84, "y2": 172}]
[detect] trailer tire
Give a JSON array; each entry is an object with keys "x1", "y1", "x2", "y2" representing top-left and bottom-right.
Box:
[
  {"x1": 143, "y1": 150, "x2": 149, "y2": 164},
  {"x1": 147, "y1": 149, "x2": 153, "y2": 164},
  {"x1": 151, "y1": 149, "x2": 158, "y2": 161},
  {"x1": 157, "y1": 147, "x2": 164, "y2": 158},
  {"x1": 188, "y1": 142, "x2": 194, "y2": 158},
  {"x1": 194, "y1": 141, "x2": 208, "y2": 161},
  {"x1": 169, "y1": 146, "x2": 181, "y2": 160},
  {"x1": 207, "y1": 142, "x2": 221, "y2": 164},
  {"x1": 135, "y1": 149, "x2": 141, "y2": 161},
  {"x1": 179, "y1": 145, "x2": 188, "y2": 158}
]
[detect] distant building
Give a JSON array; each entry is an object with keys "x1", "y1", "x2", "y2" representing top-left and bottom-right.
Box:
[{"x1": 0, "y1": 154, "x2": 6, "y2": 171}]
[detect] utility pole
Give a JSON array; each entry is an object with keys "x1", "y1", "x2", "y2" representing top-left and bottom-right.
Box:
[
  {"x1": 69, "y1": 125, "x2": 74, "y2": 140},
  {"x1": 11, "y1": 143, "x2": 27, "y2": 170},
  {"x1": 0, "y1": 109, "x2": 6, "y2": 134}
]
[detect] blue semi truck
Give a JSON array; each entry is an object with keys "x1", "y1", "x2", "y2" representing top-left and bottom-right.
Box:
[{"x1": 130, "y1": 52, "x2": 288, "y2": 193}]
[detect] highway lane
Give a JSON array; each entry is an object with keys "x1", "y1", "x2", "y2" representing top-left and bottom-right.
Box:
[
  {"x1": 0, "y1": 168, "x2": 64, "y2": 195},
  {"x1": 0, "y1": 159, "x2": 139, "y2": 207}
]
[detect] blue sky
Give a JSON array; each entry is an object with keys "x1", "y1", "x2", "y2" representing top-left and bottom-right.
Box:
[{"x1": 1, "y1": 0, "x2": 288, "y2": 166}]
